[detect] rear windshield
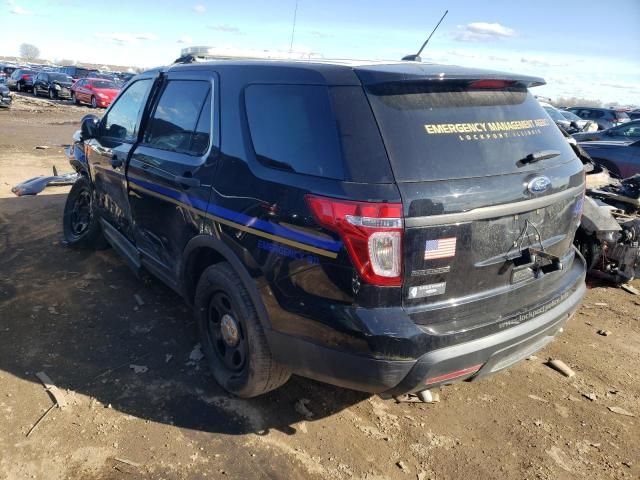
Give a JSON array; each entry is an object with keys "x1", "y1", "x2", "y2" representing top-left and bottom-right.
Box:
[
  {"x1": 366, "y1": 83, "x2": 575, "y2": 182},
  {"x1": 49, "y1": 73, "x2": 71, "y2": 83}
]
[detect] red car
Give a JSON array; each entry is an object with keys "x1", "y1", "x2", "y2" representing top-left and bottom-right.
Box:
[{"x1": 71, "y1": 78, "x2": 120, "y2": 108}]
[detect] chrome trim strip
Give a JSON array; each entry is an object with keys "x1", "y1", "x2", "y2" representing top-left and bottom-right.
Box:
[{"x1": 405, "y1": 185, "x2": 584, "y2": 228}]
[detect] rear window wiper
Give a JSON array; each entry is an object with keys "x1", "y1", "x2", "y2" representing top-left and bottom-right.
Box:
[{"x1": 518, "y1": 150, "x2": 561, "y2": 166}]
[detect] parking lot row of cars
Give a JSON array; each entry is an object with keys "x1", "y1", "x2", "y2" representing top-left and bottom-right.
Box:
[{"x1": 0, "y1": 62, "x2": 134, "y2": 109}]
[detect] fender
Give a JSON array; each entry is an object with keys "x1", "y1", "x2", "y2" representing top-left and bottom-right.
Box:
[{"x1": 179, "y1": 234, "x2": 272, "y2": 331}]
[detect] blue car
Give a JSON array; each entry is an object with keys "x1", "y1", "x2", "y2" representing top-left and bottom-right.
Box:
[{"x1": 580, "y1": 139, "x2": 640, "y2": 178}]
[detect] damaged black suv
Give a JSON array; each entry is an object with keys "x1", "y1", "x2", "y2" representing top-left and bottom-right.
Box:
[{"x1": 63, "y1": 60, "x2": 586, "y2": 398}]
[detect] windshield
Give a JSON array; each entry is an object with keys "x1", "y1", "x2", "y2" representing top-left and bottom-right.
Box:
[
  {"x1": 92, "y1": 80, "x2": 116, "y2": 89},
  {"x1": 542, "y1": 106, "x2": 566, "y2": 122},
  {"x1": 561, "y1": 110, "x2": 581, "y2": 121},
  {"x1": 50, "y1": 73, "x2": 71, "y2": 83},
  {"x1": 615, "y1": 111, "x2": 630, "y2": 120},
  {"x1": 366, "y1": 84, "x2": 575, "y2": 181}
]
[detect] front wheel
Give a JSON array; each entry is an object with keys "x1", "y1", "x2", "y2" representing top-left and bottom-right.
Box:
[
  {"x1": 90, "y1": 96, "x2": 97, "y2": 108},
  {"x1": 71, "y1": 92, "x2": 78, "y2": 105},
  {"x1": 194, "y1": 263, "x2": 290, "y2": 398},
  {"x1": 16, "y1": 83, "x2": 22, "y2": 92},
  {"x1": 62, "y1": 176, "x2": 108, "y2": 249},
  {"x1": 49, "y1": 89, "x2": 56, "y2": 100}
]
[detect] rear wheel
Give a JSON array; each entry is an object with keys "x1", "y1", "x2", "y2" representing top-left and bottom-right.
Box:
[
  {"x1": 62, "y1": 176, "x2": 108, "y2": 249},
  {"x1": 90, "y1": 96, "x2": 97, "y2": 108},
  {"x1": 194, "y1": 263, "x2": 290, "y2": 398}
]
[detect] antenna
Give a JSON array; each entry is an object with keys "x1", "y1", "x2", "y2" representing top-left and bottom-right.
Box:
[
  {"x1": 289, "y1": 0, "x2": 299, "y2": 53},
  {"x1": 402, "y1": 9, "x2": 448, "y2": 62}
]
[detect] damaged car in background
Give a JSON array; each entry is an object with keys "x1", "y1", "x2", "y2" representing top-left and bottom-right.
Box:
[
  {"x1": 571, "y1": 138, "x2": 640, "y2": 284},
  {"x1": 0, "y1": 83, "x2": 11, "y2": 108}
]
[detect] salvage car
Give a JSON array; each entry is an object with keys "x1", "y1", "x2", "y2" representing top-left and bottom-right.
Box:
[
  {"x1": 580, "y1": 139, "x2": 640, "y2": 178},
  {"x1": 0, "y1": 64, "x2": 17, "y2": 84},
  {"x1": 572, "y1": 145, "x2": 640, "y2": 284},
  {"x1": 71, "y1": 78, "x2": 120, "y2": 108},
  {"x1": 6, "y1": 68, "x2": 36, "y2": 92},
  {"x1": 567, "y1": 107, "x2": 630, "y2": 130},
  {"x1": 61, "y1": 60, "x2": 586, "y2": 399},
  {"x1": 559, "y1": 110, "x2": 593, "y2": 132},
  {"x1": 59, "y1": 66, "x2": 99, "y2": 82},
  {"x1": 0, "y1": 83, "x2": 12, "y2": 108},
  {"x1": 32, "y1": 72, "x2": 73, "y2": 100},
  {"x1": 572, "y1": 119, "x2": 640, "y2": 143}
]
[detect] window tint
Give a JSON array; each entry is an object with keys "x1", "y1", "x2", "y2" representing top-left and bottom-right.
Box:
[
  {"x1": 245, "y1": 85, "x2": 344, "y2": 179},
  {"x1": 144, "y1": 80, "x2": 211, "y2": 155},
  {"x1": 103, "y1": 79, "x2": 152, "y2": 141},
  {"x1": 366, "y1": 83, "x2": 574, "y2": 182}
]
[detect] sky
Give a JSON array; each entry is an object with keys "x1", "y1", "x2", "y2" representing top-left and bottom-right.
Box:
[{"x1": 1, "y1": 0, "x2": 639, "y2": 105}]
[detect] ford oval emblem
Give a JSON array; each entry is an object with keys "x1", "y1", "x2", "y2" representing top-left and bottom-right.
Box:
[{"x1": 527, "y1": 176, "x2": 551, "y2": 194}]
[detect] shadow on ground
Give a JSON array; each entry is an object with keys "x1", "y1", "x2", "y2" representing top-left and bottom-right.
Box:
[{"x1": 0, "y1": 193, "x2": 367, "y2": 437}]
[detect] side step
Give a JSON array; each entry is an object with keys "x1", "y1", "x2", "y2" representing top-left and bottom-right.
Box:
[{"x1": 100, "y1": 219, "x2": 141, "y2": 275}]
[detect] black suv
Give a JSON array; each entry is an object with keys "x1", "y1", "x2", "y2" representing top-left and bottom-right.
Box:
[
  {"x1": 63, "y1": 60, "x2": 587, "y2": 398},
  {"x1": 567, "y1": 107, "x2": 630, "y2": 130}
]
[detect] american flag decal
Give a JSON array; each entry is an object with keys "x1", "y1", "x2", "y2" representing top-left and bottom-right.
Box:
[{"x1": 424, "y1": 237, "x2": 457, "y2": 260}]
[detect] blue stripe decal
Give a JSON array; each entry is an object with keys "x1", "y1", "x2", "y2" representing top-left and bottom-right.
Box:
[{"x1": 128, "y1": 176, "x2": 342, "y2": 253}]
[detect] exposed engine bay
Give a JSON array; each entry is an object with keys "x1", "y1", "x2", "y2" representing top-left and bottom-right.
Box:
[{"x1": 573, "y1": 139, "x2": 640, "y2": 284}]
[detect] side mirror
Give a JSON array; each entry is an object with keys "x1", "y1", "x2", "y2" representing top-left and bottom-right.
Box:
[{"x1": 80, "y1": 114, "x2": 100, "y2": 141}]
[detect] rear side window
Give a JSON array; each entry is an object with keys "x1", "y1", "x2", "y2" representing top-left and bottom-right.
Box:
[
  {"x1": 365, "y1": 83, "x2": 575, "y2": 182},
  {"x1": 144, "y1": 80, "x2": 211, "y2": 156},
  {"x1": 245, "y1": 84, "x2": 344, "y2": 179},
  {"x1": 244, "y1": 85, "x2": 392, "y2": 182}
]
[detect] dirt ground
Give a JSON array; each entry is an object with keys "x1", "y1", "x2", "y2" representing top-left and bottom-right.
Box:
[{"x1": 0, "y1": 93, "x2": 639, "y2": 480}]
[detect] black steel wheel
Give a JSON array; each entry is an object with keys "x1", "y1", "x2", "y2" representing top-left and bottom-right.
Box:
[
  {"x1": 207, "y1": 291, "x2": 247, "y2": 372},
  {"x1": 195, "y1": 263, "x2": 290, "y2": 398},
  {"x1": 62, "y1": 176, "x2": 108, "y2": 249}
]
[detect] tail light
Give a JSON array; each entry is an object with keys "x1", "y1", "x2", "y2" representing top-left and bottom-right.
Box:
[
  {"x1": 21, "y1": 74, "x2": 31, "y2": 80},
  {"x1": 305, "y1": 195, "x2": 403, "y2": 286}
]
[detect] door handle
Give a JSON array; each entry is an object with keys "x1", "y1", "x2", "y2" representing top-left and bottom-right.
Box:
[
  {"x1": 111, "y1": 155, "x2": 123, "y2": 169},
  {"x1": 175, "y1": 175, "x2": 200, "y2": 188}
]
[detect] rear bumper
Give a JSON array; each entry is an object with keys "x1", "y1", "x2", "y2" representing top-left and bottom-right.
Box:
[{"x1": 269, "y1": 251, "x2": 586, "y2": 395}]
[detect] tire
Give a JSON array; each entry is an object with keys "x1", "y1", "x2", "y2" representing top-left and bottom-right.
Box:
[
  {"x1": 71, "y1": 92, "x2": 78, "y2": 105},
  {"x1": 90, "y1": 96, "x2": 97, "y2": 108},
  {"x1": 16, "y1": 82, "x2": 21, "y2": 92},
  {"x1": 194, "y1": 263, "x2": 290, "y2": 398},
  {"x1": 62, "y1": 176, "x2": 108, "y2": 249},
  {"x1": 49, "y1": 89, "x2": 56, "y2": 100},
  {"x1": 33, "y1": 86, "x2": 38, "y2": 97}
]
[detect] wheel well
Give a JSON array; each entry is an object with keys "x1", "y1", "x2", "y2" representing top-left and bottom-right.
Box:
[{"x1": 184, "y1": 247, "x2": 225, "y2": 303}]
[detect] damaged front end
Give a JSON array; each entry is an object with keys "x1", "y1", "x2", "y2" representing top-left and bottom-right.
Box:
[
  {"x1": 11, "y1": 131, "x2": 85, "y2": 196},
  {"x1": 576, "y1": 164, "x2": 640, "y2": 284}
]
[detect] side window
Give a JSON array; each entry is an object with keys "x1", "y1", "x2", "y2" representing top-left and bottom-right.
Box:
[
  {"x1": 244, "y1": 84, "x2": 344, "y2": 180},
  {"x1": 590, "y1": 110, "x2": 603, "y2": 119},
  {"x1": 144, "y1": 80, "x2": 211, "y2": 155},
  {"x1": 103, "y1": 79, "x2": 152, "y2": 141}
]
